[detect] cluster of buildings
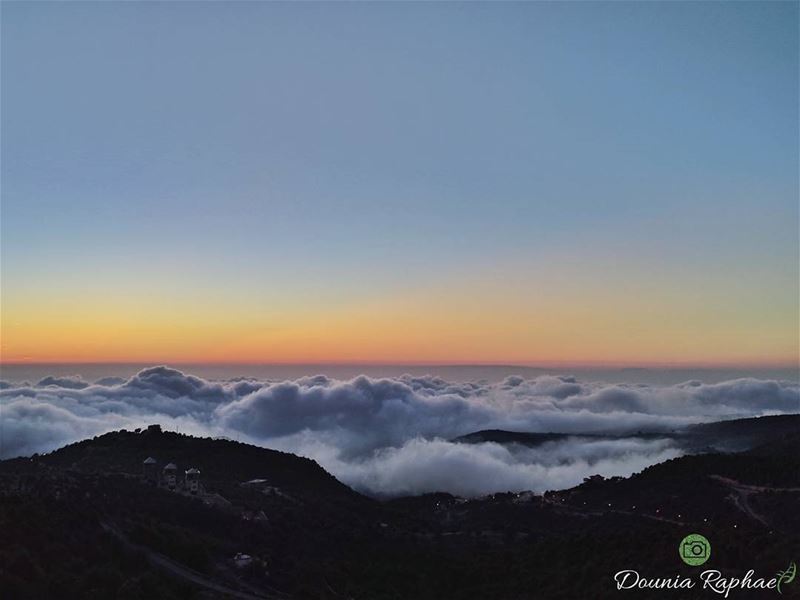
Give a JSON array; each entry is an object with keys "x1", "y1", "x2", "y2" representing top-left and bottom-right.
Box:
[{"x1": 142, "y1": 456, "x2": 201, "y2": 494}]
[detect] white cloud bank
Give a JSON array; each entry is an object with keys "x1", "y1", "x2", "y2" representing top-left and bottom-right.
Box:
[{"x1": 1, "y1": 367, "x2": 797, "y2": 496}]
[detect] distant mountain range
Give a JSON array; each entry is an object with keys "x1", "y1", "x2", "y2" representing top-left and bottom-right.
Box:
[
  {"x1": 453, "y1": 414, "x2": 800, "y2": 453},
  {"x1": 1, "y1": 414, "x2": 798, "y2": 599}
]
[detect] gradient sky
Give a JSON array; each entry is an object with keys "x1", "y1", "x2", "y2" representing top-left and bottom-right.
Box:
[{"x1": 1, "y1": 1, "x2": 798, "y2": 366}]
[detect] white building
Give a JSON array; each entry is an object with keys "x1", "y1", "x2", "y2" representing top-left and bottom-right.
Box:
[
  {"x1": 142, "y1": 457, "x2": 158, "y2": 483},
  {"x1": 185, "y1": 467, "x2": 200, "y2": 494},
  {"x1": 163, "y1": 463, "x2": 178, "y2": 490}
]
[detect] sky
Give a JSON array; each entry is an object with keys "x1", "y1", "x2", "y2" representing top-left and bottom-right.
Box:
[{"x1": 1, "y1": 1, "x2": 798, "y2": 367}]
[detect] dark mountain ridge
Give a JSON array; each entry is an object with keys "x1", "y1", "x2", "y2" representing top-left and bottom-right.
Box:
[
  {"x1": 1, "y1": 415, "x2": 799, "y2": 599},
  {"x1": 452, "y1": 413, "x2": 800, "y2": 453}
]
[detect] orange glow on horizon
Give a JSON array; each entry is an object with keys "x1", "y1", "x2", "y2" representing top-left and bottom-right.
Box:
[{"x1": 2, "y1": 270, "x2": 797, "y2": 368}]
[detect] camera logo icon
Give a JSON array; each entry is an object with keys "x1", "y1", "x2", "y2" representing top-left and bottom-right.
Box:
[{"x1": 679, "y1": 533, "x2": 711, "y2": 566}]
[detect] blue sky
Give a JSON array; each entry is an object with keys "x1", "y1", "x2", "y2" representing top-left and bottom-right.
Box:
[{"x1": 1, "y1": 2, "x2": 798, "y2": 365}]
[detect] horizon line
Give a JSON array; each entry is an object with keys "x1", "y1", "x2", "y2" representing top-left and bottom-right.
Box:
[{"x1": 1, "y1": 359, "x2": 798, "y2": 371}]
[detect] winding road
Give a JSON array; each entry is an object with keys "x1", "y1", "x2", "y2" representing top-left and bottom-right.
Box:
[
  {"x1": 100, "y1": 521, "x2": 278, "y2": 600},
  {"x1": 710, "y1": 475, "x2": 800, "y2": 529}
]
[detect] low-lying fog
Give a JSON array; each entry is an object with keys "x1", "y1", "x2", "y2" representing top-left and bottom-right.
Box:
[{"x1": 2, "y1": 367, "x2": 797, "y2": 497}]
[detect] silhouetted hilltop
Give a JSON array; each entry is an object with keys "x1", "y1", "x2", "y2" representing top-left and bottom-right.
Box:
[
  {"x1": 685, "y1": 413, "x2": 800, "y2": 451},
  {"x1": 18, "y1": 424, "x2": 359, "y2": 500}
]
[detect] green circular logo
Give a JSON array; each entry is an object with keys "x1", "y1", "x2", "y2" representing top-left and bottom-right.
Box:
[{"x1": 679, "y1": 533, "x2": 711, "y2": 566}]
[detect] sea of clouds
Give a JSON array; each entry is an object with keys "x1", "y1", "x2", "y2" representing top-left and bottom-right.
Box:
[{"x1": 1, "y1": 367, "x2": 797, "y2": 497}]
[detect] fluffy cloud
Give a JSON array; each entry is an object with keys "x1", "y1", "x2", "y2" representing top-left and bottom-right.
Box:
[
  {"x1": 267, "y1": 435, "x2": 683, "y2": 497},
  {"x1": 36, "y1": 375, "x2": 90, "y2": 390},
  {"x1": 1, "y1": 367, "x2": 797, "y2": 497}
]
